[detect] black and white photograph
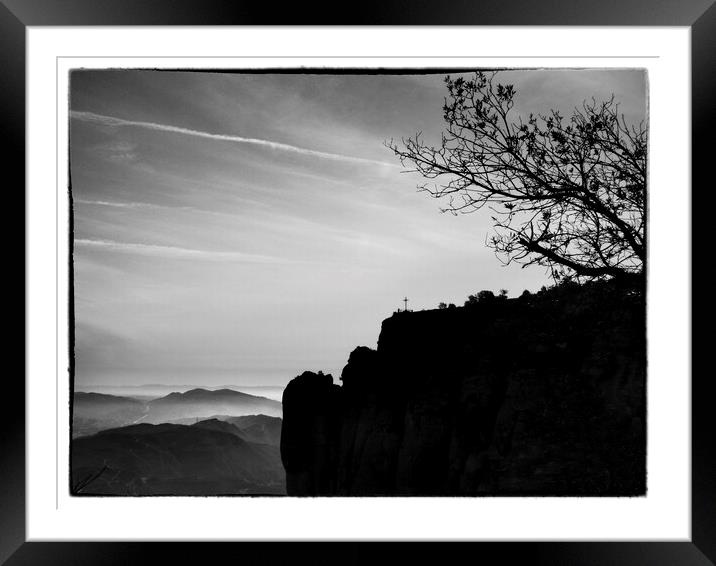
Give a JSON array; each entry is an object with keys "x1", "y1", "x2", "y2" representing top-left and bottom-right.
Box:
[{"x1": 69, "y1": 68, "x2": 647, "y2": 497}]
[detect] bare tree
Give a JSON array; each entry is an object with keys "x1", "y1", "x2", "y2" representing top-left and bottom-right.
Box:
[{"x1": 387, "y1": 71, "x2": 646, "y2": 286}]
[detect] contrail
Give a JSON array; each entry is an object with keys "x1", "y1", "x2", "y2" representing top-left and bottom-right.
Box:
[{"x1": 71, "y1": 110, "x2": 397, "y2": 168}]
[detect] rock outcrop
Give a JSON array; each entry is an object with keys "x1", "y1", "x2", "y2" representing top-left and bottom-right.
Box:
[
  {"x1": 280, "y1": 371, "x2": 342, "y2": 495},
  {"x1": 280, "y1": 281, "x2": 646, "y2": 496}
]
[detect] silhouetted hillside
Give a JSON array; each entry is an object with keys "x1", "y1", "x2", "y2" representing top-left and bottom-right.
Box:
[
  {"x1": 223, "y1": 415, "x2": 282, "y2": 446},
  {"x1": 191, "y1": 418, "x2": 246, "y2": 438},
  {"x1": 72, "y1": 422, "x2": 285, "y2": 495},
  {"x1": 170, "y1": 414, "x2": 282, "y2": 446},
  {"x1": 281, "y1": 281, "x2": 646, "y2": 496}
]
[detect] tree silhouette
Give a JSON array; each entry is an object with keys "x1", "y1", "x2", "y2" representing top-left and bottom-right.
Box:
[
  {"x1": 465, "y1": 290, "x2": 496, "y2": 306},
  {"x1": 387, "y1": 71, "x2": 646, "y2": 286}
]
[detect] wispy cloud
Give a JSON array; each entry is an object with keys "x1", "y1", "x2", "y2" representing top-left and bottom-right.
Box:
[
  {"x1": 75, "y1": 238, "x2": 302, "y2": 264},
  {"x1": 75, "y1": 199, "x2": 407, "y2": 256},
  {"x1": 75, "y1": 199, "x2": 161, "y2": 210},
  {"x1": 71, "y1": 110, "x2": 397, "y2": 168},
  {"x1": 97, "y1": 140, "x2": 138, "y2": 163},
  {"x1": 74, "y1": 198, "x2": 240, "y2": 219}
]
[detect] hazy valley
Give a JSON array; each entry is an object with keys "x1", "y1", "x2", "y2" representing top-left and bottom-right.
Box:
[
  {"x1": 74, "y1": 384, "x2": 286, "y2": 402},
  {"x1": 71, "y1": 387, "x2": 285, "y2": 495}
]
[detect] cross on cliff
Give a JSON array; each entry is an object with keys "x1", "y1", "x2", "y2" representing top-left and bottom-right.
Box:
[{"x1": 403, "y1": 297, "x2": 409, "y2": 312}]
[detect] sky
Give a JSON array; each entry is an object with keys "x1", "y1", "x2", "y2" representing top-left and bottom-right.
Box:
[{"x1": 70, "y1": 69, "x2": 647, "y2": 388}]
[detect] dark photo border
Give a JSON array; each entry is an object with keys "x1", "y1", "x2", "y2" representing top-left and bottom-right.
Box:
[{"x1": 8, "y1": 1, "x2": 711, "y2": 564}]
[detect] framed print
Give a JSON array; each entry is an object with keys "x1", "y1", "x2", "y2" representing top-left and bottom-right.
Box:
[{"x1": 9, "y1": 1, "x2": 712, "y2": 564}]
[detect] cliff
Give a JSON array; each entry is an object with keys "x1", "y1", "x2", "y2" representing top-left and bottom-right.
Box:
[{"x1": 280, "y1": 281, "x2": 646, "y2": 496}]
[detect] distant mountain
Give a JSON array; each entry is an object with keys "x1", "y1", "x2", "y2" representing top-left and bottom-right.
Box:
[
  {"x1": 74, "y1": 391, "x2": 144, "y2": 410},
  {"x1": 71, "y1": 422, "x2": 285, "y2": 495},
  {"x1": 75, "y1": 384, "x2": 286, "y2": 402},
  {"x1": 72, "y1": 392, "x2": 146, "y2": 438},
  {"x1": 145, "y1": 388, "x2": 282, "y2": 423}
]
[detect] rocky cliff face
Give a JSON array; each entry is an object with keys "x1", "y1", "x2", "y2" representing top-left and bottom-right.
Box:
[{"x1": 281, "y1": 282, "x2": 646, "y2": 496}]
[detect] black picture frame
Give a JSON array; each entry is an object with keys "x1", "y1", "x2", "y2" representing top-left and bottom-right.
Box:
[{"x1": 7, "y1": 1, "x2": 711, "y2": 564}]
